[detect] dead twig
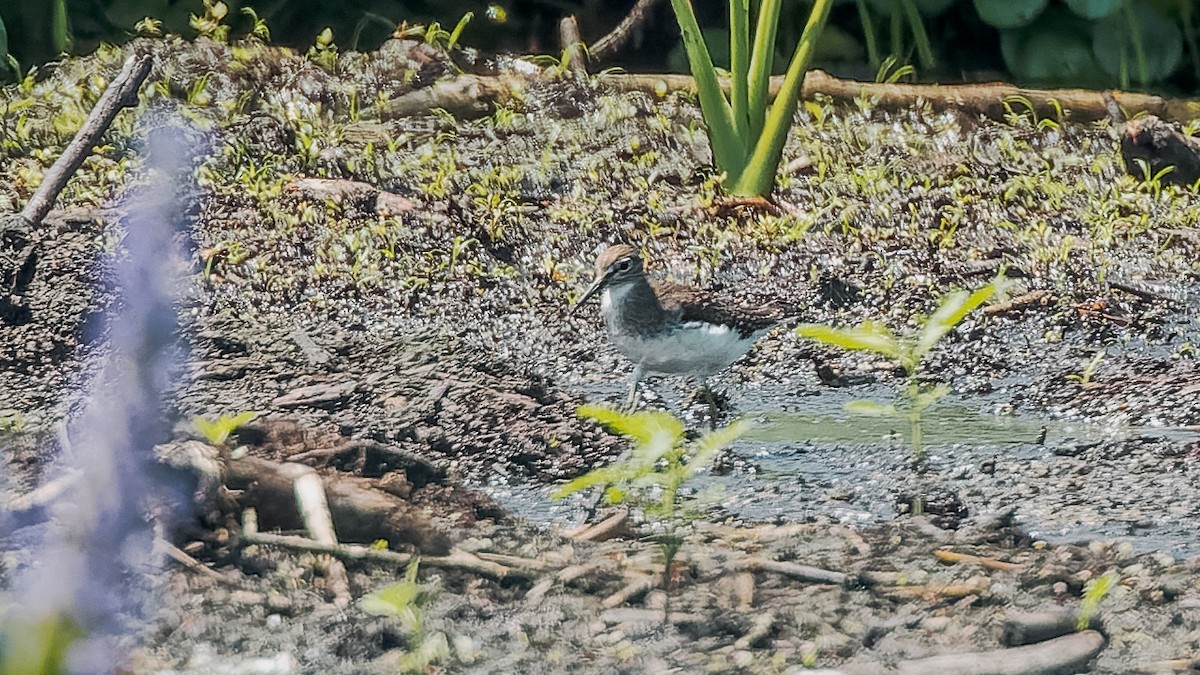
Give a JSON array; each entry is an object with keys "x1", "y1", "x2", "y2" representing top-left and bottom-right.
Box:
[
  {"x1": 983, "y1": 290, "x2": 1056, "y2": 316},
  {"x1": 566, "y1": 509, "x2": 629, "y2": 542},
  {"x1": 739, "y1": 557, "x2": 848, "y2": 586},
  {"x1": 934, "y1": 549, "x2": 1023, "y2": 573},
  {"x1": 589, "y1": 0, "x2": 663, "y2": 61},
  {"x1": 558, "y1": 15, "x2": 588, "y2": 79},
  {"x1": 240, "y1": 525, "x2": 532, "y2": 581},
  {"x1": 601, "y1": 574, "x2": 657, "y2": 608},
  {"x1": 155, "y1": 539, "x2": 238, "y2": 586},
  {"x1": 734, "y1": 610, "x2": 776, "y2": 649},
  {"x1": 21, "y1": 53, "x2": 153, "y2": 226}
]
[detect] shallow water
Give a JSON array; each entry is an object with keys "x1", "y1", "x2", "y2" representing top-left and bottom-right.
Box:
[{"x1": 483, "y1": 381, "x2": 1200, "y2": 556}]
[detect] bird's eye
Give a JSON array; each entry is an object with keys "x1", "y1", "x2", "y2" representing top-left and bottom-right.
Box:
[{"x1": 616, "y1": 259, "x2": 631, "y2": 271}]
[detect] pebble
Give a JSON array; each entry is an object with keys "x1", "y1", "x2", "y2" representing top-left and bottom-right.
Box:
[{"x1": 921, "y1": 616, "x2": 951, "y2": 632}]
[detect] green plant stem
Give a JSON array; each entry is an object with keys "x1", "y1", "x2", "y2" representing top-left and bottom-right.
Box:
[
  {"x1": 898, "y1": 0, "x2": 933, "y2": 69},
  {"x1": 747, "y1": 0, "x2": 784, "y2": 142},
  {"x1": 1122, "y1": 1, "x2": 1148, "y2": 86},
  {"x1": 729, "y1": 0, "x2": 834, "y2": 196},
  {"x1": 855, "y1": 0, "x2": 879, "y2": 67}
]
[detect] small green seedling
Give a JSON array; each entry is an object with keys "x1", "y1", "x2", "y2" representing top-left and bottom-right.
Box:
[
  {"x1": 1077, "y1": 569, "x2": 1119, "y2": 630},
  {"x1": 556, "y1": 405, "x2": 747, "y2": 595},
  {"x1": 0, "y1": 613, "x2": 81, "y2": 675},
  {"x1": 1066, "y1": 349, "x2": 1106, "y2": 385},
  {"x1": 193, "y1": 411, "x2": 258, "y2": 447},
  {"x1": 796, "y1": 276, "x2": 1007, "y2": 465},
  {"x1": 361, "y1": 559, "x2": 451, "y2": 674}
]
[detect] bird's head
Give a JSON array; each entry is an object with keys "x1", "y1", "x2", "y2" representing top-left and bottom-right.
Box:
[{"x1": 571, "y1": 244, "x2": 644, "y2": 315}]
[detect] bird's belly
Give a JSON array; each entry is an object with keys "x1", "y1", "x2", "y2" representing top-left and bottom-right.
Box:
[{"x1": 611, "y1": 323, "x2": 763, "y2": 376}]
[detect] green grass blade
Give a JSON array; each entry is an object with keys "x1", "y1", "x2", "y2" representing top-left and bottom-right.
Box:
[
  {"x1": 669, "y1": 0, "x2": 745, "y2": 177},
  {"x1": 795, "y1": 321, "x2": 902, "y2": 360},
  {"x1": 729, "y1": 0, "x2": 833, "y2": 196},
  {"x1": 730, "y1": 0, "x2": 751, "y2": 139},
  {"x1": 855, "y1": 0, "x2": 879, "y2": 67},
  {"x1": 747, "y1": 0, "x2": 784, "y2": 142}
]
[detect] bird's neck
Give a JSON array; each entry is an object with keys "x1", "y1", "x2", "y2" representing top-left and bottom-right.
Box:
[{"x1": 600, "y1": 277, "x2": 665, "y2": 335}]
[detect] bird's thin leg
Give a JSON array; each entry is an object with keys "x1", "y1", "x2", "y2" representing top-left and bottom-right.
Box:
[{"x1": 626, "y1": 364, "x2": 643, "y2": 411}]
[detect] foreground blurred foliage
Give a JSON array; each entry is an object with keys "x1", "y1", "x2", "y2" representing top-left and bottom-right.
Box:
[{"x1": 0, "y1": 0, "x2": 1197, "y2": 92}]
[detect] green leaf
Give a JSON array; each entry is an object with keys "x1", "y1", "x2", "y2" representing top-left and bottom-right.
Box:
[
  {"x1": 730, "y1": 0, "x2": 834, "y2": 196},
  {"x1": 1064, "y1": 0, "x2": 1121, "y2": 19},
  {"x1": 911, "y1": 384, "x2": 951, "y2": 411},
  {"x1": 795, "y1": 321, "x2": 903, "y2": 360},
  {"x1": 912, "y1": 280, "x2": 1000, "y2": 362},
  {"x1": 973, "y1": 0, "x2": 1047, "y2": 29},
  {"x1": 689, "y1": 419, "x2": 750, "y2": 471},
  {"x1": 668, "y1": 0, "x2": 745, "y2": 178},
  {"x1": 577, "y1": 404, "x2": 685, "y2": 451},
  {"x1": 845, "y1": 400, "x2": 899, "y2": 417},
  {"x1": 193, "y1": 411, "x2": 259, "y2": 446}
]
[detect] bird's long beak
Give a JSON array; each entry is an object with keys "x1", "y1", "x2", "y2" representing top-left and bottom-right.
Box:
[{"x1": 571, "y1": 275, "x2": 606, "y2": 316}]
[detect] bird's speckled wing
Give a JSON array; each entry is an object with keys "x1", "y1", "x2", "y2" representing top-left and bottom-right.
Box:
[{"x1": 651, "y1": 280, "x2": 785, "y2": 338}]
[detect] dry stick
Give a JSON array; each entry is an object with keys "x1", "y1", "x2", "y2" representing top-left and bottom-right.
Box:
[
  {"x1": 934, "y1": 549, "x2": 1023, "y2": 573},
  {"x1": 566, "y1": 508, "x2": 629, "y2": 542},
  {"x1": 734, "y1": 610, "x2": 776, "y2": 650},
  {"x1": 20, "y1": 53, "x2": 153, "y2": 226},
  {"x1": 155, "y1": 539, "x2": 238, "y2": 585},
  {"x1": 291, "y1": 468, "x2": 353, "y2": 608},
  {"x1": 739, "y1": 557, "x2": 848, "y2": 586},
  {"x1": 590, "y1": 0, "x2": 663, "y2": 61},
  {"x1": 558, "y1": 15, "x2": 588, "y2": 79},
  {"x1": 892, "y1": 630, "x2": 1105, "y2": 675},
  {"x1": 1001, "y1": 610, "x2": 1102, "y2": 647},
  {"x1": 601, "y1": 573, "x2": 657, "y2": 608},
  {"x1": 240, "y1": 514, "x2": 530, "y2": 581}
]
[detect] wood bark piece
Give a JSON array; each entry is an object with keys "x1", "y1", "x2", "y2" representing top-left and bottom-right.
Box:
[
  {"x1": 734, "y1": 610, "x2": 776, "y2": 649},
  {"x1": 272, "y1": 381, "x2": 358, "y2": 409},
  {"x1": 227, "y1": 454, "x2": 452, "y2": 554},
  {"x1": 893, "y1": 630, "x2": 1105, "y2": 675},
  {"x1": 983, "y1": 290, "x2": 1056, "y2": 316},
  {"x1": 20, "y1": 53, "x2": 153, "y2": 226},
  {"x1": 376, "y1": 74, "x2": 523, "y2": 120},
  {"x1": 601, "y1": 574, "x2": 656, "y2": 608}
]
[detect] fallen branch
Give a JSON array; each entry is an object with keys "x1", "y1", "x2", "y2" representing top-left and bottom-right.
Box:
[
  {"x1": 734, "y1": 610, "x2": 776, "y2": 649},
  {"x1": 21, "y1": 53, "x2": 153, "y2": 226},
  {"x1": 558, "y1": 15, "x2": 587, "y2": 79},
  {"x1": 893, "y1": 630, "x2": 1105, "y2": 675},
  {"x1": 155, "y1": 538, "x2": 238, "y2": 585}
]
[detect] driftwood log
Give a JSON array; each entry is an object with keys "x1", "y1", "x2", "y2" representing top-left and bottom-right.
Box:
[{"x1": 377, "y1": 69, "x2": 1200, "y2": 126}]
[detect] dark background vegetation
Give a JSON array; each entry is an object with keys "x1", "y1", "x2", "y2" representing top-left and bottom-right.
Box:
[{"x1": 0, "y1": 0, "x2": 1197, "y2": 92}]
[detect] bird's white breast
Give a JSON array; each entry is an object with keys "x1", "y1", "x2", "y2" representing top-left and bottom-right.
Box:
[{"x1": 611, "y1": 321, "x2": 763, "y2": 377}]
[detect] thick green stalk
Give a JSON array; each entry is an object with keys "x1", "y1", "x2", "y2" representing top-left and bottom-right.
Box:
[
  {"x1": 669, "y1": 0, "x2": 745, "y2": 179},
  {"x1": 730, "y1": 0, "x2": 751, "y2": 141},
  {"x1": 729, "y1": 0, "x2": 833, "y2": 196},
  {"x1": 747, "y1": 0, "x2": 783, "y2": 146}
]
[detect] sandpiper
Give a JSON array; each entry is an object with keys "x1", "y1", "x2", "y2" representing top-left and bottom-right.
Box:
[{"x1": 572, "y1": 244, "x2": 787, "y2": 413}]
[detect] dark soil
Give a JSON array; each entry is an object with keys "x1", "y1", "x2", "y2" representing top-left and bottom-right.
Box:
[{"x1": 2, "y1": 36, "x2": 1200, "y2": 673}]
